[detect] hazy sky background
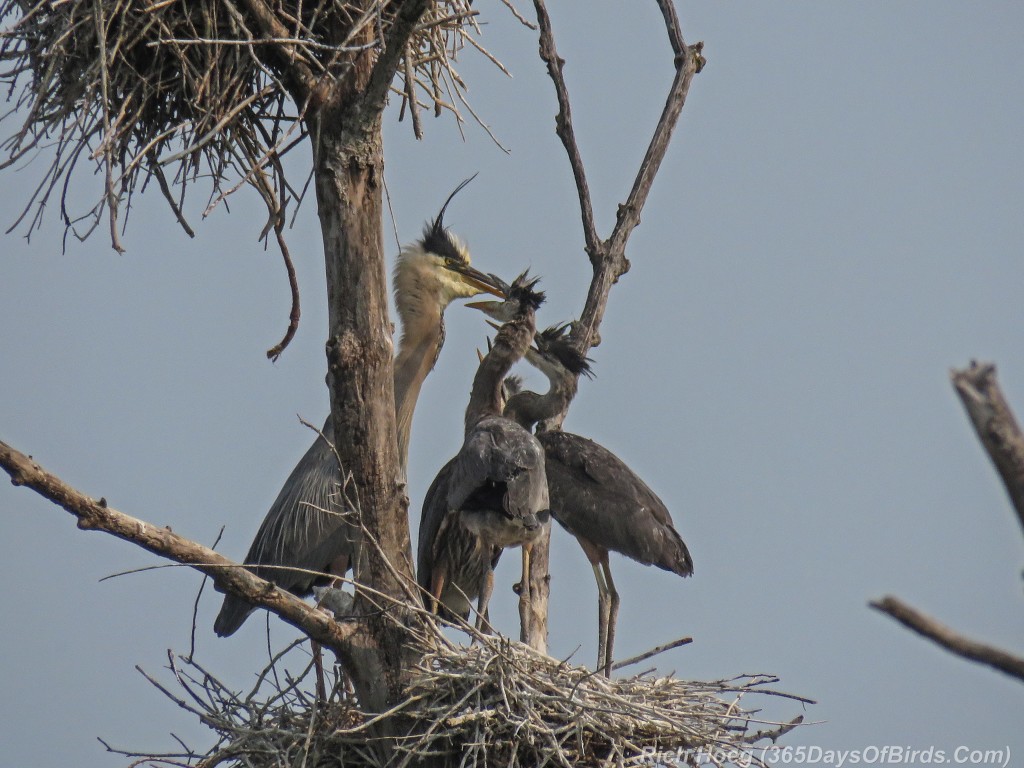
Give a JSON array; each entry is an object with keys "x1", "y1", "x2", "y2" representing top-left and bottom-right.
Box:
[{"x1": 2, "y1": 2, "x2": 1022, "y2": 765}]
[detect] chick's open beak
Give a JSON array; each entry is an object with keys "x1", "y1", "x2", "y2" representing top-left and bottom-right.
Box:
[{"x1": 465, "y1": 299, "x2": 505, "y2": 317}]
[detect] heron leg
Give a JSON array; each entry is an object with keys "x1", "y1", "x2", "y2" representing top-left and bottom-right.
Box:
[
  {"x1": 591, "y1": 562, "x2": 610, "y2": 675},
  {"x1": 428, "y1": 557, "x2": 452, "y2": 618},
  {"x1": 601, "y1": 557, "x2": 620, "y2": 678},
  {"x1": 476, "y1": 567, "x2": 495, "y2": 634},
  {"x1": 313, "y1": 555, "x2": 352, "y2": 700},
  {"x1": 578, "y1": 537, "x2": 613, "y2": 675},
  {"x1": 518, "y1": 544, "x2": 533, "y2": 643}
]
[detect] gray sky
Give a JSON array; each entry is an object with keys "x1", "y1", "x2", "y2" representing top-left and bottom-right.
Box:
[{"x1": 2, "y1": 2, "x2": 1022, "y2": 765}]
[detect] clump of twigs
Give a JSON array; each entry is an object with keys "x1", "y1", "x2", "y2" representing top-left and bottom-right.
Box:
[
  {"x1": 0, "y1": 0, "x2": 504, "y2": 248},
  {"x1": 117, "y1": 617, "x2": 809, "y2": 768},
  {"x1": 0, "y1": 0, "x2": 516, "y2": 358}
]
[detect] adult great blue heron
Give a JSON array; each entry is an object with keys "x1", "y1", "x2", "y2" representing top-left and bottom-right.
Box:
[
  {"x1": 214, "y1": 181, "x2": 506, "y2": 637},
  {"x1": 418, "y1": 274, "x2": 550, "y2": 636},
  {"x1": 473, "y1": 313, "x2": 694, "y2": 676}
]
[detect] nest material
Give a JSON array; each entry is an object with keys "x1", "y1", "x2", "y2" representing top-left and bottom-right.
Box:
[
  {"x1": 0, "y1": 0, "x2": 504, "y2": 245},
  {"x1": 123, "y1": 628, "x2": 809, "y2": 768}
]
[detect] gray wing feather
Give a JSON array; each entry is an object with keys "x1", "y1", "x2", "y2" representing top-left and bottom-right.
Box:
[
  {"x1": 540, "y1": 431, "x2": 692, "y2": 577},
  {"x1": 215, "y1": 417, "x2": 360, "y2": 636},
  {"x1": 418, "y1": 456, "x2": 503, "y2": 620},
  {"x1": 417, "y1": 457, "x2": 455, "y2": 599},
  {"x1": 448, "y1": 417, "x2": 549, "y2": 516}
]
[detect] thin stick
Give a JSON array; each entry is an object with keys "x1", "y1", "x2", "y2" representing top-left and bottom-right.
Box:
[
  {"x1": 265, "y1": 220, "x2": 301, "y2": 361},
  {"x1": 612, "y1": 636, "x2": 693, "y2": 671}
]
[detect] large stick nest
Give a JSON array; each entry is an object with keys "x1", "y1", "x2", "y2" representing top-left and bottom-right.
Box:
[
  {"x1": 118, "y1": 627, "x2": 809, "y2": 768},
  {"x1": 0, "y1": 0, "x2": 500, "y2": 246}
]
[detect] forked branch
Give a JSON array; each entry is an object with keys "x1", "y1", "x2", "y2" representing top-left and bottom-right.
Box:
[
  {"x1": 523, "y1": 0, "x2": 703, "y2": 654},
  {"x1": 531, "y1": 0, "x2": 703, "y2": 356}
]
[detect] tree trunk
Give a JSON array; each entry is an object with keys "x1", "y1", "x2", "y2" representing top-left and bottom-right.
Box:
[{"x1": 309, "y1": 104, "x2": 418, "y2": 712}]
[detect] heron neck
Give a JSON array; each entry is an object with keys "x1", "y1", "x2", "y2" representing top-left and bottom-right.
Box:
[
  {"x1": 505, "y1": 372, "x2": 576, "y2": 429},
  {"x1": 394, "y1": 308, "x2": 445, "y2": 474},
  {"x1": 465, "y1": 313, "x2": 534, "y2": 433}
]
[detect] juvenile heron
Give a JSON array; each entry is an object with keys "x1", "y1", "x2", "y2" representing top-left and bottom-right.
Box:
[
  {"x1": 415, "y1": 375, "x2": 523, "y2": 624},
  {"x1": 472, "y1": 313, "x2": 694, "y2": 676},
  {"x1": 214, "y1": 179, "x2": 506, "y2": 637},
  {"x1": 418, "y1": 274, "x2": 549, "y2": 637}
]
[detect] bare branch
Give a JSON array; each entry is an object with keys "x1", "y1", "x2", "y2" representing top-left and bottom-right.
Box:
[
  {"x1": 951, "y1": 361, "x2": 1024, "y2": 538},
  {"x1": 531, "y1": 0, "x2": 599, "y2": 259},
  {"x1": 0, "y1": 437, "x2": 360, "y2": 657},
  {"x1": 265, "y1": 205, "x2": 301, "y2": 362},
  {"x1": 870, "y1": 596, "x2": 1024, "y2": 684},
  {"x1": 525, "y1": 0, "x2": 703, "y2": 651},
  {"x1": 531, "y1": 0, "x2": 703, "y2": 356},
  {"x1": 612, "y1": 635, "x2": 692, "y2": 671}
]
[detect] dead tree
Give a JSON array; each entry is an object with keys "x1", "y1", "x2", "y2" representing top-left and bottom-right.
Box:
[{"x1": 0, "y1": 2, "x2": 811, "y2": 764}]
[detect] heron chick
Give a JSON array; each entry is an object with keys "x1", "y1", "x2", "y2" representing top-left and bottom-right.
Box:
[
  {"x1": 214, "y1": 178, "x2": 506, "y2": 637},
  {"x1": 467, "y1": 313, "x2": 694, "y2": 676},
  {"x1": 419, "y1": 273, "x2": 550, "y2": 638}
]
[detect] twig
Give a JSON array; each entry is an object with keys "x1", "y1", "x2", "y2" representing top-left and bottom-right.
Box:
[
  {"x1": 531, "y1": 0, "x2": 598, "y2": 259},
  {"x1": 188, "y1": 526, "x2": 225, "y2": 662},
  {"x1": 612, "y1": 635, "x2": 692, "y2": 671},
  {"x1": 265, "y1": 219, "x2": 301, "y2": 361},
  {"x1": 870, "y1": 595, "x2": 1024, "y2": 683}
]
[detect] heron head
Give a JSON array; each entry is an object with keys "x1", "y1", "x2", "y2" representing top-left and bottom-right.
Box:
[
  {"x1": 394, "y1": 176, "x2": 507, "y2": 312},
  {"x1": 527, "y1": 323, "x2": 594, "y2": 379},
  {"x1": 465, "y1": 270, "x2": 544, "y2": 322}
]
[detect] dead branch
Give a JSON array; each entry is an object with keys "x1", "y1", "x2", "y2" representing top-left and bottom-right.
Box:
[
  {"x1": 532, "y1": 0, "x2": 598, "y2": 259},
  {"x1": 0, "y1": 438, "x2": 359, "y2": 657},
  {"x1": 870, "y1": 596, "x2": 1024, "y2": 684},
  {"x1": 612, "y1": 635, "x2": 693, "y2": 671},
  {"x1": 234, "y1": 0, "x2": 319, "y2": 104},
  {"x1": 532, "y1": 0, "x2": 703, "y2": 355},
  {"x1": 265, "y1": 218, "x2": 301, "y2": 362},
  {"x1": 951, "y1": 361, "x2": 1024, "y2": 538},
  {"x1": 523, "y1": 0, "x2": 703, "y2": 653}
]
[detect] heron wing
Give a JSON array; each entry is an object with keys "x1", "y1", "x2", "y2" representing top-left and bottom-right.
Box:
[
  {"x1": 418, "y1": 455, "x2": 505, "y2": 620},
  {"x1": 448, "y1": 417, "x2": 549, "y2": 518},
  {"x1": 540, "y1": 431, "x2": 692, "y2": 576},
  {"x1": 215, "y1": 417, "x2": 359, "y2": 636},
  {"x1": 417, "y1": 456, "x2": 456, "y2": 598}
]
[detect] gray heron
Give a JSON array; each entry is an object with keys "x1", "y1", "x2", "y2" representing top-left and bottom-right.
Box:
[
  {"x1": 418, "y1": 274, "x2": 550, "y2": 636},
  {"x1": 471, "y1": 313, "x2": 694, "y2": 676},
  {"x1": 214, "y1": 179, "x2": 506, "y2": 637}
]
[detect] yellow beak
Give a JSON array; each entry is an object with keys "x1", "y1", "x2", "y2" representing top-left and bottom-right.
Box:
[{"x1": 448, "y1": 263, "x2": 507, "y2": 298}]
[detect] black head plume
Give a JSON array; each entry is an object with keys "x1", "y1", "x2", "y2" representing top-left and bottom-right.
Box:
[
  {"x1": 502, "y1": 373, "x2": 525, "y2": 398},
  {"x1": 421, "y1": 174, "x2": 478, "y2": 263},
  {"x1": 507, "y1": 270, "x2": 545, "y2": 313},
  {"x1": 537, "y1": 323, "x2": 594, "y2": 378}
]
